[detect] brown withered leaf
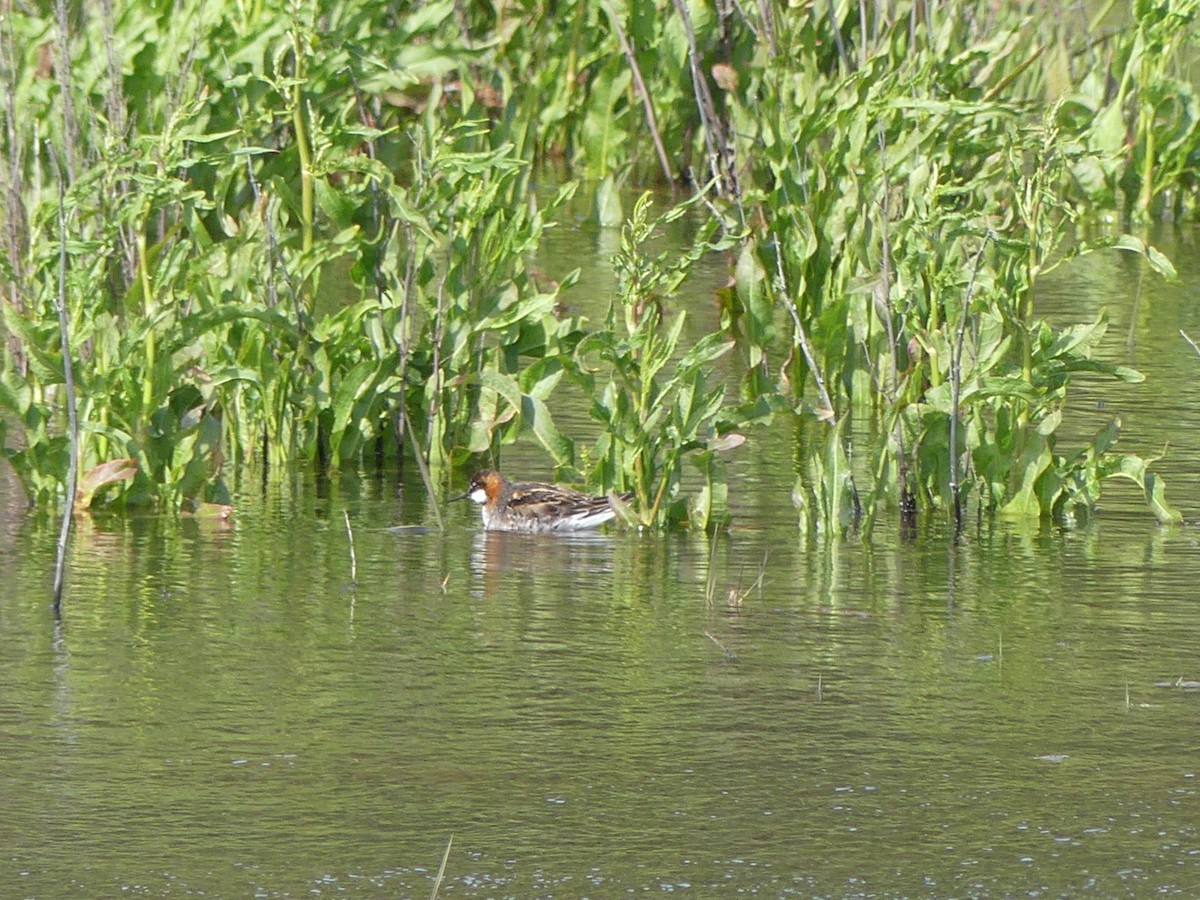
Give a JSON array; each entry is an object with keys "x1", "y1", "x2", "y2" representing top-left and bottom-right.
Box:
[
  {"x1": 76, "y1": 458, "x2": 138, "y2": 508},
  {"x1": 35, "y1": 43, "x2": 53, "y2": 80},
  {"x1": 471, "y1": 83, "x2": 504, "y2": 109},
  {"x1": 711, "y1": 63, "x2": 738, "y2": 92}
]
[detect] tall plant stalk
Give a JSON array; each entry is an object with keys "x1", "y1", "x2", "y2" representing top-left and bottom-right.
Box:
[
  {"x1": 949, "y1": 237, "x2": 990, "y2": 532},
  {"x1": 52, "y1": 0, "x2": 77, "y2": 183},
  {"x1": 290, "y1": 4, "x2": 315, "y2": 257},
  {"x1": 0, "y1": 10, "x2": 27, "y2": 375},
  {"x1": 51, "y1": 151, "x2": 77, "y2": 616},
  {"x1": 670, "y1": 0, "x2": 738, "y2": 200}
]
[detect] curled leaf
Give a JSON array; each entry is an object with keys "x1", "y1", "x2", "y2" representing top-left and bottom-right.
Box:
[
  {"x1": 709, "y1": 432, "x2": 747, "y2": 453},
  {"x1": 76, "y1": 458, "x2": 138, "y2": 508}
]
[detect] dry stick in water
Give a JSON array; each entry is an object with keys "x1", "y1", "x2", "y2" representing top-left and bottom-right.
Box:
[
  {"x1": 50, "y1": 147, "x2": 78, "y2": 618},
  {"x1": 670, "y1": 0, "x2": 739, "y2": 199},
  {"x1": 949, "y1": 234, "x2": 993, "y2": 532},
  {"x1": 343, "y1": 510, "x2": 358, "y2": 585},
  {"x1": 393, "y1": 219, "x2": 418, "y2": 457},
  {"x1": 774, "y1": 238, "x2": 863, "y2": 518},
  {"x1": 1, "y1": 13, "x2": 29, "y2": 360},
  {"x1": 53, "y1": 0, "x2": 78, "y2": 183},
  {"x1": 430, "y1": 834, "x2": 453, "y2": 900},
  {"x1": 773, "y1": 240, "x2": 837, "y2": 421},
  {"x1": 704, "y1": 526, "x2": 720, "y2": 605},
  {"x1": 604, "y1": 1, "x2": 675, "y2": 186},
  {"x1": 402, "y1": 406, "x2": 444, "y2": 532},
  {"x1": 876, "y1": 130, "x2": 911, "y2": 525},
  {"x1": 1126, "y1": 263, "x2": 1144, "y2": 350},
  {"x1": 1181, "y1": 330, "x2": 1200, "y2": 359}
]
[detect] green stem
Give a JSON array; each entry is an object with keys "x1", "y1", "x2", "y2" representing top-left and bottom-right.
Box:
[
  {"x1": 137, "y1": 231, "x2": 155, "y2": 414},
  {"x1": 647, "y1": 454, "x2": 673, "y2": 526},
  {"x1": 1138, "y1": 101, "x2": 1156, "y2": 217},
  {"x1": 291, "y1": 21, "x2": 314, "y2": 256},
  {"x1": 1022, "y1": 168, "x2": 1042, "y2": 385}
]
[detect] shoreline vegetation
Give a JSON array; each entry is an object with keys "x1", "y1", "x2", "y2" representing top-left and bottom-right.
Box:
[{"x1": 0, "y1": 0, "x2": 1195, "y2": 534}]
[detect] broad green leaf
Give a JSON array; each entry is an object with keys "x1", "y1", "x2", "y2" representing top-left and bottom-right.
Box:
[
  {"x1": 736, "y1": 240, "x2": 773, "y2": 360},
  {"x1": 1112, "y1": 235, "x2": 1181, "y2": 282},
  {"x1": 478, "y1": 371, "x2": 524, "y2": 413},
  {"x1": 580, "y1": 60, "x2": 632, "y2": 180},
  {"x1": 1048, "y1": 311, "x2": 1107, "y2": 358},
  {"x1": 522, "y1": 394, "x2": 573, "y2": 467},
  {"x1": 1102, "y1": 453, "x2": 1183, "y2": 525},
  {"x1": 1000, "y1": 438, "x2": 1052, "y2": 519},
  {"x1": 595, "y1": 174, "x2": 624, "y2": 228}
]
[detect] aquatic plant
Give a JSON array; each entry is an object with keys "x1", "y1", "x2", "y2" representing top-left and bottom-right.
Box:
[
  {"x1": 1068, "y1": 0, "x2": 1200, "y2": 218},
  {"x1": 0, "y1": 0, "x2": 1192, "y2": 535},
  {"x1": 571, "y1": 192, "x2": 746, "y2": 529},
  {"x1": 717, "y1": 5, "x2": 1185, "y2": 533},
  {"x1": 0, "y1": 2, "x2": 574, "y2": 510}
]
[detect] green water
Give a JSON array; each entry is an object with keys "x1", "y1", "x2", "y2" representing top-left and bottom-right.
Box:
[{"x1": 3, "y1": 222, "x2": 1200, "y2": 897}]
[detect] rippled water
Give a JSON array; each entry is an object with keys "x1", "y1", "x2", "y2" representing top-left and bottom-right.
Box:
[{"x1": 2, "y1": 221, "x2": 1200, "y2": 896}]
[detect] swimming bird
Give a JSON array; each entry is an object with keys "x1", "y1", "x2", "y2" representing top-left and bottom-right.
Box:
[{"x1": 452, "y1": 470, "x2": 630, "y2": 533}]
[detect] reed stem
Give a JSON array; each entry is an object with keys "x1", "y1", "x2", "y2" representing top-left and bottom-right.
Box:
[{"x1": 51, "y1": 146, "x2": 78, "y2": 617}]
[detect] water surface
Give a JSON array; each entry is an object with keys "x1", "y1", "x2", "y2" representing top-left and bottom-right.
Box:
[{"x1": 2, "y1": 221, "x2": 1200, "y2": 897}]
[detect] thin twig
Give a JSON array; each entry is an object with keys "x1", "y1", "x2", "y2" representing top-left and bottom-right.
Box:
[
  {"x1": 877, "y1": 132, "x2": 899, "y2": 403},
  {"x1": 773, "y1": 239, "x2": 837, "y2": 423},
  {"x1": 603, "y1": 1, "x2": 674, "y2": 186},
  {"x1": 53, "y1": 0, "x2": 78, "y2": 183},
  {"x1": 703, "y1": 630, "x2": 736, "y2": 661},
  {"x1": 1, "y1": 10, "x2": 29, "y2": 373},
  {"x1": 729, "y1": 0, "x2": 760, "y2": 41},
  {"x1": 950, "y1": 233, "x2": 993, "y2": 531},
  {"x1": 393, "y1": 218, "x2": 418, "y2": 458},
  {"x1": 827, "y1": 0, "x2": 851, "y2": 71},
  {"x1": 747, "y1": 550, "x2": 769, "y2": 595},
  {"x1": 877, "y1": 129, "x2": 912, "y2": 525},
  {"x1": 670, "y1": 0, "x2": 739, "y2": 200},
  {"x1": 229, "y1": 63, "x2": 301, "y2": 470},
  {"x1": 1126, "y1": 263, "x2": 1143, "y2": 350},
  {"x1": 344, "y1": 65, "x2": 385, "y2": 257},
  {"x1": 858, "y1": 0, "x2": 868, "y2": 62},
  {"x1": 343, "y1": 510, "x2": 358, "y2": 585},
  {"x1": 50, "y1": 145, "x2": 78, "y2": 618},
  {"x1": 402, "y1": 406, "x2": 444, "y2": 531},
  {"x1": 99, "y1": 0, "x2": 126, "y2": 138},
  {"x1": 1181, "y1": 330, "x2": 1200, "y2": 359},
  {"x1": 704, "y1": 525, "x2": 719, "y2": 604},
  {"x1": 98, "y1": 0, "x2": 138, "y2": 293},
  {"x1": 774, "y1": 235, "x2": 862, "y2": 522},
  {"x1": 755, "y1": 0, "x2": 778, "y2": 56},
  {"x1": 228, "y1": 59, "x2": 300, "y2": 319},
  {"x1": 430, "y1": 834, "x2": 453, "y2": 900}
]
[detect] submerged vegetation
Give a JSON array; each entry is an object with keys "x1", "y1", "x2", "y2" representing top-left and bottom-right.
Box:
[{"x1": 0, "y1": 0, "x2": 1196, "y2": 533}]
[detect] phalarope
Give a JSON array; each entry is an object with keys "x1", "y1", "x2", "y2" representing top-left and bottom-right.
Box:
[{"x1": 452, "y1": 470, "x2": 630, "y2": 533}]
